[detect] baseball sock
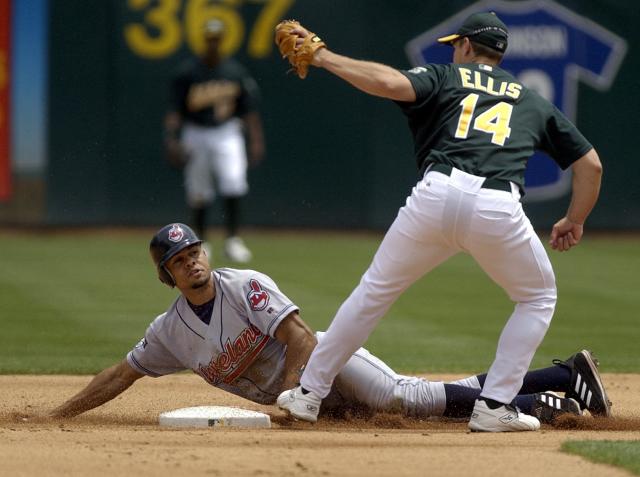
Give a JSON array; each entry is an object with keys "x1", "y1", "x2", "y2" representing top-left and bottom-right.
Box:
[
  {"x1": 443, "y1": 384, "x2": 539, "y2": 417},
  {"x1": 442, "y1": 384, "x2": 481, "y2": 418},
  {"x1": 224, "y1": 197, "x2": 240, "y2": 237},
  {"x1": 512, "y1": 394, "x2": 536, "y2": 414},
  {"x1": 192, "y1": 206, "x2": 207, "y2": 240},
  {"x1": 475, "y1": 365, "x2": 571, "y2": 395}
]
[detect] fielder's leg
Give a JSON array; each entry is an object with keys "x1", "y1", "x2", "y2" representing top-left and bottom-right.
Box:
[
  {"x1": 466, "y1": 188, "x2": 557, "y2": 430},
  {"x1": 183, "y1": 123, "x2": 216, "y2": 245},
  {"x1": 210, "y1": 120, "x2": 251, "y2": 263},
  {"x1": 279, "y1": 174, "x2": 457, "y2": 422}
]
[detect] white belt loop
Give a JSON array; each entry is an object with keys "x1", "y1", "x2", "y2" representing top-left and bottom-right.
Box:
[
  {"x1": 510, "y1": 182, "x2": 521, "y2": 201},
  {"x1": 423, "y1": 163, "x2": 435, "y2": 179},
  {"x1": 449, "y1": 167, "x2": 484, "y2": 194}
]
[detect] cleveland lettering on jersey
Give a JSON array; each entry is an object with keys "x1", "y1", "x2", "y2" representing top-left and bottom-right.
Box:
[
  {"x1": 458, "y1": 67, "x2": 522, "y2": 99},
  {"x1": 196, "y1": 323, "x2": 270, "y2": 385}
]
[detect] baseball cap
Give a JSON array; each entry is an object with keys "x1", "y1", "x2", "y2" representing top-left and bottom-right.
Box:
[
  {"x1": 437, "y1": 12, "x2": 508, "y2": 53},
  {"x1": 204, "y1": 19, "x2": 225, "y2": 38}
]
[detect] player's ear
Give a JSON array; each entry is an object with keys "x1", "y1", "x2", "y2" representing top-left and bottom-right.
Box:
[{"x1": 463, "y1": 37, "x2": 473, "y2": 54}]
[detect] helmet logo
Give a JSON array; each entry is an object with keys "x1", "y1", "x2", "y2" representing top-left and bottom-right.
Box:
[{"x1": 167, "y1": 224, "x2": 185, "y2": 243}]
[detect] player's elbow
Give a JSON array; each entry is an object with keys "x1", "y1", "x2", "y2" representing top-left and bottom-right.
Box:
[
  {"x1": 373, "y1": 72, "x2": 415, "y2": 102},
  {"x1": 574, "y1": 148, "x2": 603, "y2": 180},
  {"x1": 590, "y1": 151, "x2": 603, "y2": 177}
]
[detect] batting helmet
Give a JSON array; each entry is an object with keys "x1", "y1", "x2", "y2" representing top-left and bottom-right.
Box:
[{"x1": 150, "y1": 223, "x2": 203, "y2": 287}]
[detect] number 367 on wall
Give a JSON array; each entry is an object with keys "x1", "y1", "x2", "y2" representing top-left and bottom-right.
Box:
[{"x1": 124, "y1": 0, "x2": 294, "y2": 59}]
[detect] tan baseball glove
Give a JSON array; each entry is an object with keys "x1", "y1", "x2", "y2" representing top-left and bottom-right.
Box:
[{"x1": 274, "y1": 20, "x2": 326, "y2": 79}]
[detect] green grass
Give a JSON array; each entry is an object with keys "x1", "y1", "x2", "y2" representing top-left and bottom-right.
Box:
[
  {"x1": 562, "y1": 440, "x2": 640, "y2": 475},
  {"x1": 0, "y1": 229, "x2": 638, "y2": 374}
]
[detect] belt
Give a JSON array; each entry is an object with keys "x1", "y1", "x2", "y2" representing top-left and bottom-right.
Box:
[{"x1": 428, "y1": 163, "x2": 513, "y2": 193}]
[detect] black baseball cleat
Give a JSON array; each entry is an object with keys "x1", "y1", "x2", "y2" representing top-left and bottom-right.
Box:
[
  {"x1": 553, "y1": 350, "x2": 612, "y2": 417},
  {"x1": 533, "y1": 392, "x2": 582, "y2": 423}
]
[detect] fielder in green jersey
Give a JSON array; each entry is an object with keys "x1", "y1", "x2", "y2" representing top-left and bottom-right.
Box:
[
  {"x1": 399, "y1": 62, "x2": 592, "y2": 191},
  {"x1": 277, "y1": 12, "x2": 603, "y2": 432}
]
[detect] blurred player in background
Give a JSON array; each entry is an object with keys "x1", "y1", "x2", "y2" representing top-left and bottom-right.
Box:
[{"x1": 164, "y1": 19, "x2": 265, "y2": 263}]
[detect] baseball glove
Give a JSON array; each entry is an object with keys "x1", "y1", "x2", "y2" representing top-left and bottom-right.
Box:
[{"x1": 274, "y1": 20, "x2": 326, "y2": 79}]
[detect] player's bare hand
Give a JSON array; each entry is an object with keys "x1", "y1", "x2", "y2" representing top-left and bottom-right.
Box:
[
  {"x1": 164, "y1": 138, "x2": 188, "y2": 169},
  {"x1": 248, "y1": 139, "x2": 265, "y2": 166},
  {"x1": 550, "y1": 217, "x2": 583, "y2": 252}
]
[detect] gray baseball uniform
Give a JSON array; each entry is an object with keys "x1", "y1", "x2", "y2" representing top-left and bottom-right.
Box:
[{"x1": 127, "y1": 268, "x2": 450, "y2": 416}]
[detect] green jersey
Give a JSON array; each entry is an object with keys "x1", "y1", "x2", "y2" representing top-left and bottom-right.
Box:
[{"x1": 397, "y1": 63, "x2": 592, "y2": 191}]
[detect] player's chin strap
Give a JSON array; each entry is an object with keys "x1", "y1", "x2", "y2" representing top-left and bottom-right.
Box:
[{"x1": 159, "y1": 265, "x2": 177, "y2": 288}]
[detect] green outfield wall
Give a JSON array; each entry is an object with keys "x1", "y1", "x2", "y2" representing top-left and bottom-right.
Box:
[{"x1": 46, "y1": 0, "x2": 640, "y2": 229}]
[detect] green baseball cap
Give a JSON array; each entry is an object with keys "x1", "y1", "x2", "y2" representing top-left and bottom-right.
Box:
[{"x1": 437, "y1": 12, "x2": 508, "y2": 53}]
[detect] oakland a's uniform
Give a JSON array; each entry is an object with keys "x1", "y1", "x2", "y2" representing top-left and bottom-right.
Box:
[
  {"x1": 300, "y1": 62, "x2": 594, "y2": 406},
  {"x1": 400, "y1": 63, "x2": 591, "y2": 188},
  {"x1": 128, "y1": 268, "x2": 450, "y2": 416},
  {"x1": 172, "y1": 58, "x2": 260, "y2": 206}
]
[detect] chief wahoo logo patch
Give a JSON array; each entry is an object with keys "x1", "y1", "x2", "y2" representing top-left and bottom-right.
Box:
[
  {"x1": 167, "y1": 224, "x2": 184, "y2": 242},
  {"x1": 247, "y1": 279, "x2": 270, "y2": 311}
]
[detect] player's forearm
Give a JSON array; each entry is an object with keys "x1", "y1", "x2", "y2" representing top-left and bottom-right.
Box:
[
  {"x1": 51, "y1": 363, "x2": 139, "y2": 418},
  {"x1": 243, "y1": 112, "x2": 265, "y2": 148},
  {"x1": 164, "y1": 111, "x2": 182, "y2": 139},
  {"x1": 313, "y1": 49, "x2": 415, "y2": 101},
  {"x1": 281, "y1": 335, "x2": 317, "y2": 390},
  {"x1": 566, "y1": 149, "x2": 602, "y2": 224}
]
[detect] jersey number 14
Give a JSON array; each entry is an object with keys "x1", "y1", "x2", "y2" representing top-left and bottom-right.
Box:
[{"x1": 455, "y1": 93, "x2": 513, "y2": 146}]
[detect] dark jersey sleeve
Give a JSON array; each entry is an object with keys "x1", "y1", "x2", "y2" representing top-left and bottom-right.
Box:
[
  {"x1": 395, "y1": 64, "x2": 449, "y2": 112},
  {"x1": 538, "y1": 103, "x2": 593, "y2": 170},
  {"x1": 170, "y1": 60, "x2": 196, "y2": 114}
]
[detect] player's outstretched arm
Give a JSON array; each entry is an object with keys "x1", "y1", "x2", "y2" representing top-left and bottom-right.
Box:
[
  {"x1": 274, "y1": 312, "x2": 318, "y2": 391},
  {"x1": 50, "y1": 359, "x2": 144, "y2": 418},
  {"x1": 283, "y1": 23, "x2": 415, "y2": 101},
  {"x1": 550, "y1": 148, "x2": 602, "y2": 252},
  {"x1": 312, "y1": 48, "x2": 416, "y2": 102}
]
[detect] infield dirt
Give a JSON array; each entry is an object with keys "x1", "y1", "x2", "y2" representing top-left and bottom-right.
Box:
[{"x1": 1, "y1": 374, "x2": 638, "y2": 477}]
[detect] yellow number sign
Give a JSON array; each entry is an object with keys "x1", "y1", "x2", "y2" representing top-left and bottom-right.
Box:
[{"x1": 124, "y1": 0, "x2": 294, "y2": 60}]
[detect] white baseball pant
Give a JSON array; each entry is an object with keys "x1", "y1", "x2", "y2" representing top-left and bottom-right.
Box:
[
  {"x1": 182, "y1": 120, "x2": 248, "y2": 207},
  {"x1": 301, "y1": 167, "x2": 557, "y2": 405}
]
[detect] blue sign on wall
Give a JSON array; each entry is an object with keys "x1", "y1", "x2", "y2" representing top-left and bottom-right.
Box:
[{"x1": 406, "y1": 0, "x2": 626, "y2": 201}]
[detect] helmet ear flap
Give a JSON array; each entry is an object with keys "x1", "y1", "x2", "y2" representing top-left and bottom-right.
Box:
[{"x1": 158, "y1": 266, "x2": 176, "y2": 288}]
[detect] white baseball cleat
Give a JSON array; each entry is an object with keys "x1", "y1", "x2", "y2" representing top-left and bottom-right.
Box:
[
  {"x1": 277, "y1": 386, "x2": 321, "y2": 423},
  {"x1": 224, "y1": 236, "x2": 252, "y2": 263},
  {"x1": 468, "y1": 399, "x2": 540, "y2": 432}
]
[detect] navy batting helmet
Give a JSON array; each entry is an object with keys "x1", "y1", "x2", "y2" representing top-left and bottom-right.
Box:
[{"x1": 150, "y1": 223, "x2": 203, "y2": 287}]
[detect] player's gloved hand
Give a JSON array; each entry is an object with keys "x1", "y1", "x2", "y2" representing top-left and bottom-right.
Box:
[
  {"x1": 549, "y1": 217, "x2": 583, "y2": 252},
  {"x1": 274, "y1": 20, "x2": 326, "y2": 79}
]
